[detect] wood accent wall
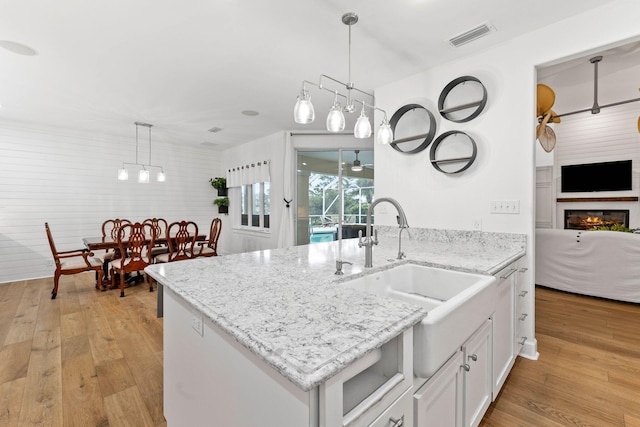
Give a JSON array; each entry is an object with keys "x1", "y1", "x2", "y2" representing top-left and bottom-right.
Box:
[{"x1": 0, "y1": 121, "x2": 222, "y2": 283}]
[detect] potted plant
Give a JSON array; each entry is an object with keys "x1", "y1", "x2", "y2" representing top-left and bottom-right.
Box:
[
  {"x1": 214, "y1": 197, "x2": 229, "y2": 214},
  {"x1": 210, "y1": 177, "x2": 228, "y2": 196}
]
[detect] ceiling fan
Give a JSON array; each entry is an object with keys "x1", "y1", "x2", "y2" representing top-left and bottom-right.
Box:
[{"x1": 350, "y1": 150, "x2": 373, "y2": 172}]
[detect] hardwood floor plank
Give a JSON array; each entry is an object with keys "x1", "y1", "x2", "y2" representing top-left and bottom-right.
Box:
[
  {"x1": 61, "y1": 353, "x2": 109, "y2": 427},
  {"x1": 95, "y1": 358, "x2": 137, "y2": 397},
  {"x1": 0, "y1": 340, "x2": 32, "y2": 385},
  {"x1": 18, "y1": 328, "x2": 63, "y2": 426},
  {"x1": 0, "y1": 377, "x2": 26, "y2": 427},
  {"x1": 103, "y1": 386, "x2": 156, "y2": 427},
  {"x1": 3, "y1": 283, "x2": 42, "y2": 346}
]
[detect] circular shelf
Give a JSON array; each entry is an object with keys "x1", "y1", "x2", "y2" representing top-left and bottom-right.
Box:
[
  {"x1": 429, "y1": 131, "x2": 477, "y2": 174},
  {"x1": 388, "y1": 104, "x2": 437, "y2": 154},
  {"x1": 438, "y1": 76, "x2": 487, "y2": 123}
]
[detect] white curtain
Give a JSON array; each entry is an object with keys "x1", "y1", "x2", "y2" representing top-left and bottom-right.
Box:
[
  {"x1": 226, "y1": 160, "x2": 270, "y2": 187},
  {"x1": 277, "y1": 135, "x2": 294, "y2": 248}
]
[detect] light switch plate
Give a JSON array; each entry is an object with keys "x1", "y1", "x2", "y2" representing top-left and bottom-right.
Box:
[{"x1": 490, "y1": 200, "x2": 520, "y2": 214}]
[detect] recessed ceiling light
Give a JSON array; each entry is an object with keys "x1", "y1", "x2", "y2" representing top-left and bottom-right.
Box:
[
  {"x1": 0, "y1": 40, "x2": 38, "y2": 56},
  {"x1": 242, "y1": 110, "x2": 259, "y2": 117},
  {"x1": 208, "y1": 127, "x2": 223, "y2": 133}
]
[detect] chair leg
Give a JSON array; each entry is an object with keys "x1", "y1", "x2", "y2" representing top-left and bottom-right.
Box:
[
  {"x1": 120, "y1": 270, "x2": 126, "y2": 297},
  {"x1": 51, "y1": 271, "x2": 61, "y2": 299},
  {"x1": 148, "y1": 274, "x2": 154, "y2": 292}
]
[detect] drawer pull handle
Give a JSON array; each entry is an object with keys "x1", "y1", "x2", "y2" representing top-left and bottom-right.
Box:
[
  {"x1": 519, "y1": 313, "x2": 528, "y2": 321},
  {"x1": 468, "y1": 353, "x2": 478, "y2": 362},
  {"x1": 519, "y1": 290, "x2": 528, "y2": 297},
  {"x1": 389, "y1": 415, "x2": 404, "y2": 427},
  {"x1": 500, "y1": 268, "x2": 517, "y2": 279},
  {"x1": 519, "y1": 337, "x2": 527, "y2": 346},
  {"x1": 462, "y1": 363, "x2": 471, "y2": 372},
  {"x1": 519, "y1": 267, "x2": 528, "y2": 273}
]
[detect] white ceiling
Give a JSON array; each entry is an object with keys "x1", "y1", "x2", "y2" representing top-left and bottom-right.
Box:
[{"x1": 0, "y1": 0, "x2": 619, "y2": 149}]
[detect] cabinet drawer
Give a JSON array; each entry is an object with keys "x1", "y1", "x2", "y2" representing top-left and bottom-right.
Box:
[{"x1": 368, "y1": 387, "x2": 412, "y2": 427}]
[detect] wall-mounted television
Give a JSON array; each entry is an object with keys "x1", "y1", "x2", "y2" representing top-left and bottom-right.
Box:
[{"x1": 561, "y1": 160, "x2": 632, "y2": 193}]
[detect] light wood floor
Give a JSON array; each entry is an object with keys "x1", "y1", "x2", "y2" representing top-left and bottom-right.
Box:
[
  {"x1": 2, "y1": 276, "x2": 640, "y2": 426},
  {"x1": 481, "y1": 286, "x2": 640, "y2": 427}
]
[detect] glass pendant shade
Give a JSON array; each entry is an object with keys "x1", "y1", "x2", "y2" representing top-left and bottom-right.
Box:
[
  {"x1": 138, "y1": 169, "x2": 150, "y2": 184},
  {"x1": 117, "y1": 168, "x2": 129, "y2": 181},
  {"x1": 376, "y1": 119, "x2": 394, "y2": 145},
  {"x1": 354, "y1": 110, "x2": 372, "y2": 138},
  {"x1": 157, "y1": 171, "x2": 166, "y2": 182},
  {"x1": 294, "y1": 92, "x2": 315, "y2": 124},
  {"x1": 326, "y1": 95, "x2": 345, "y2": 132}
]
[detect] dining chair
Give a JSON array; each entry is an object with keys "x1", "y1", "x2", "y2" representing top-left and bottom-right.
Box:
[
  {"x1": 155, "y1": 221, "x2": 199, "y2": 263},
  {"x1": 100, "y1": 218, "x2": 131, "y2": 277},
  {"x1": 45, "y1": 222, "x2": 103, "y2": 299},
  {"x1": 143, "y1": 217, "x2": 169, "y2": 257},
  {"x1": 194, "y1": 217, "x2": 221, "y2": 257},
  {"x1": 110, "y1": 222, "x2": 156, "y2": 297}
]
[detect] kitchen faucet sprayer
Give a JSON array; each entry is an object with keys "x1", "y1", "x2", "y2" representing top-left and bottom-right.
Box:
[{"x1": 358, "y1": 197, "x2": 409, "y2": 268}]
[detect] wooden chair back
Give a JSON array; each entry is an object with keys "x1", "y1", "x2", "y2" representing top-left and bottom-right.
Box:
[
  {"x1": 166, "y1": 221, "x2": 199, "y2": 262},
  {"x1": 206, "y1": 218, "x2": 222, "y2": 254},
  {"x1": 142, "y1": 218, "x2": 168, "y2": 241},
  {"x1": 116, "y1": 222, "x2": 156, "y2": 272},
  {"x1": 45, "y1": 222, "x2": 103, "y2": 299},
  {"x1": 102, "y1": 218, "x2": 132, "y2": 240}
]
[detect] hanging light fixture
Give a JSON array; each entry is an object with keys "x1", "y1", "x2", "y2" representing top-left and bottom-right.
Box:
[
  {"x1": 117, "y1": 122, "x2": 166, "y2": 183},
  {"x1": 351, "y1": 150, "x2": 363, "y2": 172},
  {"x1": 294, "y1": 12, "x2": 392, "y2": 143}
]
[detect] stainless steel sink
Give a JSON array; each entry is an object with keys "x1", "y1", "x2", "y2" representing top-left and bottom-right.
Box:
[{"x1": 343, "y1": 263, "x2": 497, "y2": 378}]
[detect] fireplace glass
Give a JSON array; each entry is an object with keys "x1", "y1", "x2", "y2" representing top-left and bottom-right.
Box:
[{"x1": 564, "y1": 209, "x2": 629, "y2": 230}]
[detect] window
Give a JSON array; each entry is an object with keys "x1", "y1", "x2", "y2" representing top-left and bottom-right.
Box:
[{"x1": 241, "y1": 182, "x2": 270, "y2": 229}]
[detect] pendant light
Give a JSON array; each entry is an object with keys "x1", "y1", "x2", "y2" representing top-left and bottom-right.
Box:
[
  {"x1": 293, "y1": 12, "x2": 392, "y2": 142},
  {"x1": 117, "y1": 122, "x2": 166, "y2": 183}
]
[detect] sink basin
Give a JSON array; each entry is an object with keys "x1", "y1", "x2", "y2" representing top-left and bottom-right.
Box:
[{"x1": 343, "y1": 263, "x2": 497, "y2": 378}]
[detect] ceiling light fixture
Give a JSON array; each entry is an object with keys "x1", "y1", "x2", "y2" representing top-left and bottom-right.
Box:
[
  {"x1": 118, "y1": 122, "x2": 166, "y2": 183},
  {"x1": 351, "y1": 150, "x2": 364, "y2": 172},
  {"x1": 293, "y1": 12, "x2": 393, "y2": 144}
]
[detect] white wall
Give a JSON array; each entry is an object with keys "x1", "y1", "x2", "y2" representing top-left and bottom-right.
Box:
[
  {"x1": 373, "y1": 0, "x2": 640, "y2": 232},
  {"x1": 0, "y1": 121, "x2": 222, "y2": 283},
  {"x1": 219, "y1": 131, "x2": 286, "y2": 254}
]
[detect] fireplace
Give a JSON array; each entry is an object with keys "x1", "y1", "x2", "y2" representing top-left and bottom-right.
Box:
[{"x1": 564, "y1": 209, "x2": 629, "y2": 230}]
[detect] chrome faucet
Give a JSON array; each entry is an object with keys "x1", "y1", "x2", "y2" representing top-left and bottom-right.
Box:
[{"x1": 358, "y1": 197, "x2": 409, "y2": 268}]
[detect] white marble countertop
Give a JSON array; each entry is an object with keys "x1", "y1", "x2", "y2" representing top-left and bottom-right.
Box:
[{"x1": 146, "y1": 227, "x2": 525, "y2": 391}]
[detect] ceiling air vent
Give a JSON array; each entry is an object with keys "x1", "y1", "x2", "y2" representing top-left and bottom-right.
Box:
[
  {"x1": 208, "y1": 127, "x2": 223, "y2": 133},
  {"x1": 448, "y1": 22, "x2": 495, "y2": 48}
]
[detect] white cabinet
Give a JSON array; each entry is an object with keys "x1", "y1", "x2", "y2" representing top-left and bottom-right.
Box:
[
  {"x1": 369, "y1": 387, "x2": 413, "y2": 427},
  {"x1": 491, "y1": 263, "x2": 517, "y2": 398},
  {"x1": 462, "y1": 320, "x2": 492, "y2": 427},
  {"x1": 414, "y1": 320, "x2": 492, "y2": 427},
  {"x1": 414, "y1": 351, "x2": 464, "y2": 427}
]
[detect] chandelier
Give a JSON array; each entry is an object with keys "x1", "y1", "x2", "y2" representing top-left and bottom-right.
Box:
[
  {"x1": 117, "y1": 122, "x2": 166, "y2": 183},
  {"x1": 293, "y1": 12, "x2": 394, "y2": 144}
]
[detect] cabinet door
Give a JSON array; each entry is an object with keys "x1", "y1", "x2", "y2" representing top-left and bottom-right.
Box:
[
  {"x1": 414, "y1": 351, "x2": 463, "y2": 427},
  {"x1": 492, "y1": 264, "x2": 516, "y2": 398},
  {"x1": 462, "y1": 320, "x2": 492, "y2": 427}
]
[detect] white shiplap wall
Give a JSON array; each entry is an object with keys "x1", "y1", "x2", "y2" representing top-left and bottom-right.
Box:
[
  {"x1": 552, "y1": 102, "x2": 640, "y2": 227},
  {"x1": 0, "y1": 121, "x2": 223, "y2": 283}
]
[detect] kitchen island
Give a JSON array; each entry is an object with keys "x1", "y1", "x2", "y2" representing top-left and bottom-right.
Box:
[{"x1": 145, "y1": 227, "x2": 526, "y2": 426}]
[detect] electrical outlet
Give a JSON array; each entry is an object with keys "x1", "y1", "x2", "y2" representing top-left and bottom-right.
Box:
[
  {"x1": 192, "y1": 314, "x2": 204, "y2": 336},
  {"x1": 473, "y1": 218, "x2": 482, "y2": 231},
  {"x1": 490, "y1": 200, "x2": 520, "y2": 214}
]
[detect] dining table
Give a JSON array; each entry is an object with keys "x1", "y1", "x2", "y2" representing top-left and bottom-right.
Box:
[{"x1": 83, "y1": 233, "x2": 207, "y2": 287}]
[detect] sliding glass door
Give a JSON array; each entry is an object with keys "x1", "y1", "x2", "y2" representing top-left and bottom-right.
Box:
[{"x1": 296, "y1": 149, "x2": 374, "y2": 246}]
